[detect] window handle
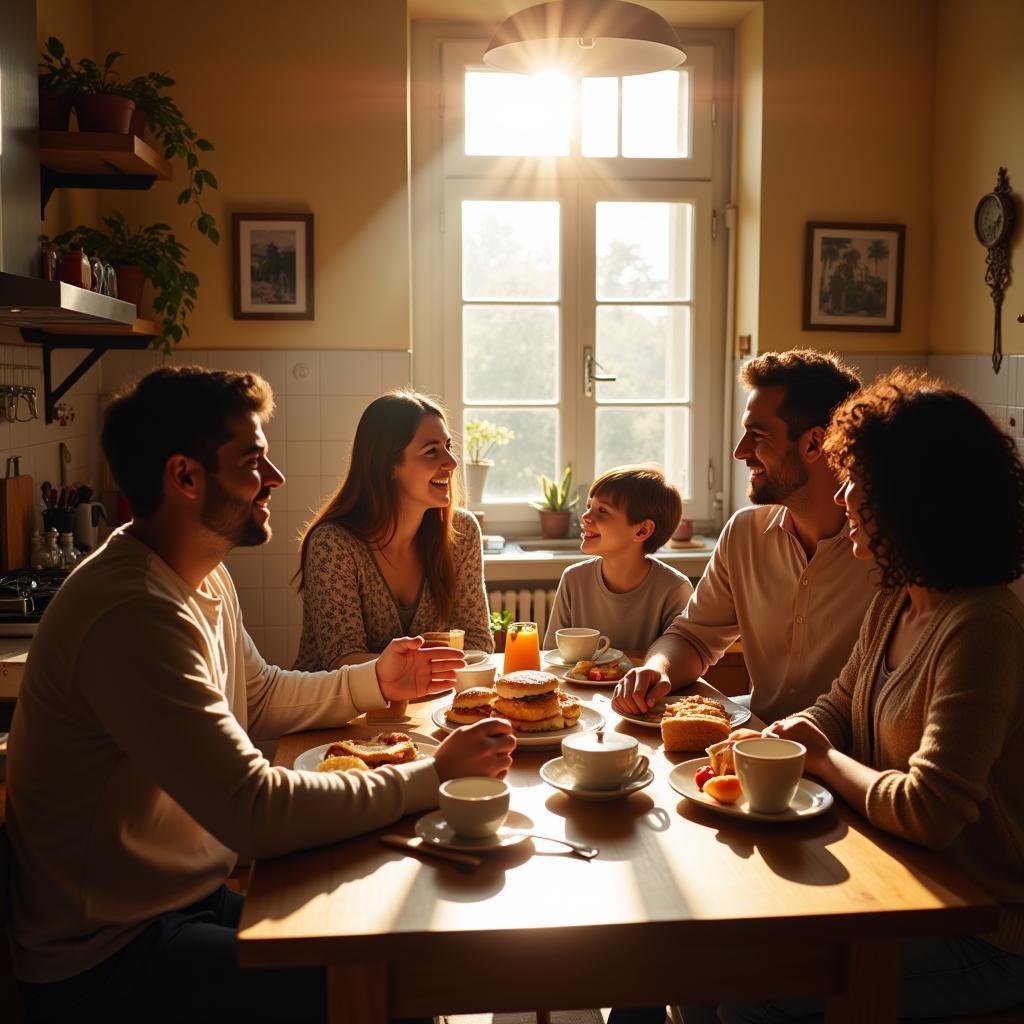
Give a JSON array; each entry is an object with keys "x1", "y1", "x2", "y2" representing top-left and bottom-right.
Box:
[{"x1": 584, "y1": 346, "x2": 616, "y2": 398}]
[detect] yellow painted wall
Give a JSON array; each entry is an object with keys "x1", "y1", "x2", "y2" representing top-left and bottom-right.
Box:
[
  {"x1": 734, "y1": 4, "x2": 762, "y2": 355},
  {"x1": 930, "y1": 0, "x2": 1024, "y2": 356},
  {"x1": 755, "y1": 0, "x2": 935, "y2": 354},
  {"x1": 61, "y1": 0, "x2": 412, "y2": 351}
]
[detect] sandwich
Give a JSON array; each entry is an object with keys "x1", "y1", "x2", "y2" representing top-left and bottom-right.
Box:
[
  {"x1": 706, "y1": 727, "x2": 762, "y2": 775},
  {"x1": 660, "y1": 695, "x2": 731, "y2": 752},
  {"x1": 325, "y1": 731, "x2": 418, "y2": 767},
  {"x1": 492, "y1": 669, "x2": 564, "y2": 732},
  {"x1": 446, "y1": 686, "x2": 496, "y2": 725}
]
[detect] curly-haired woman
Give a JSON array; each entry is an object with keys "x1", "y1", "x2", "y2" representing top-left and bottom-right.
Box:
[
  {"x1": 718, "y1": 369, "x2": 1024, "y2": 1022},
  {"x1": 293, "y1": 390, "x2": 493, "y2": 676}
]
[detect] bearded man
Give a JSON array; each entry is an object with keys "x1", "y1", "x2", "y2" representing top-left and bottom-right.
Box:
[{"x1": 614, "y1": 349, "x2": 878, "y2": 724}]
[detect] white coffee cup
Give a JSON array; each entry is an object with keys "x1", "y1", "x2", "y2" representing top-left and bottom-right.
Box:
[
  {"x1": 453, "y1": 661, "x2": 497, "y2": 693},
  {"x1": 438, "y1": 777, "x2": 510, "y2": 838},
  {"x1": 556, "y1": 628, "x2": 611, "y2": 662},
  {"x1": 561, "y1": 732, "x2": 648, "y2": 791},
  {"x1": 732, "y1": 737, "x2": 806, "y2": 813}
]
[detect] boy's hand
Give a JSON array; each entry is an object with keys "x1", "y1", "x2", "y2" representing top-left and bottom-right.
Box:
[
  {"x1": 613, "y1": 666, "x2": 672, "y2": 715},
  {"x1": 434, "y1": 718, "x2": 517, "y2": 781},
  {"x1": 375, "y1": 637, "x2": 465, "y2": 703}
]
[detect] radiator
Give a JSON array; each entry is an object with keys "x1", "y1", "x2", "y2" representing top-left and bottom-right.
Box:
[{"x1": 487, "y1": 587, "x2": 558, "y2": 642}]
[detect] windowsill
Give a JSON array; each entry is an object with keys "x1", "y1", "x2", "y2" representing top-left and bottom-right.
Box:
[{"x1": 484, "y1": 537, "x2": 715, "y2": 584}]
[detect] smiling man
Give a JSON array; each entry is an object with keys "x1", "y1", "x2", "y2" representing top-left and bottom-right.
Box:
[
  {"x1": 614, "y1": 349, "x2": 878, "y2": 724},
  {"x1": 7, "y1": 366, "x2": 514, "y2": 1023}
]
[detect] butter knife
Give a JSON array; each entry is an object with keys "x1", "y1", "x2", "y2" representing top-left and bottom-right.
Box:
[{"x1": 380, "y1": 834, "x2": 482, "y2": 868}]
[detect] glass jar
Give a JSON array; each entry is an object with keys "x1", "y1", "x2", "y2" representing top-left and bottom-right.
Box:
[
  {"x1": 58, "y1": 532, "x2": 80, "y2": 569},
  {"x1": 37, "y1": 528, "x2": 62, "y2": 569}
]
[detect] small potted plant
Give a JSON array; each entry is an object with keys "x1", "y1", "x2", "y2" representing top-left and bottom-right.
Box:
[
  {"x1": 463, "y1": 419, "x2": 515, "y2": 506},
  {"x1": 37, "y1": 37, "x2": 76, "y2": 130},
  {"x1": 531, "y1": 465, "x2": 578, "y2": 539},
  {"x1": 68, "y1": 50, "x2": 136, "y2": 134},
  {"x1": 51, "y1": 212, "x2": 198, "y2": 355},
  {"x1": 490, "y1": 609, "x2": 513, "y2": 654}
]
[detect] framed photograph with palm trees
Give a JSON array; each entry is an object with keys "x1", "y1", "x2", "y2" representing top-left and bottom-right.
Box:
[{"x1": 803, "y1": 222, "x2": 905, "y2": 332}]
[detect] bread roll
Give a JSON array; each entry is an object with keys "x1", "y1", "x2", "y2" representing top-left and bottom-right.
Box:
[
  {"x1": 492, "y1": 693, "x2": 560, "y2": 721},
  {"x1": 446, "y1": 687, "x2": 495, "y2": 724},
  {"x1": 494, "y1": 670, "x2": 559, "y2": 698}
]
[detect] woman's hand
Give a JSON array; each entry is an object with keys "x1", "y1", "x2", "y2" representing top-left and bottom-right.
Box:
[
  {"x1": 613, "y1": 666, "x2": 672, "y2": 714},
  {"x1": 375, "y1": 636, "x2": 465, "y2": 703},
  {"x1": 434, "y1": 718, "x2": 517, "y2": 781},
  {"x1": 764, "y1": 716, "x2": 833, "y2": 775}
]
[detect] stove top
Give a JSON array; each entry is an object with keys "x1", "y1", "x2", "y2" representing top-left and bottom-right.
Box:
[{"x1": 0, "y1": 569, "x2": 69, "y2": 635}]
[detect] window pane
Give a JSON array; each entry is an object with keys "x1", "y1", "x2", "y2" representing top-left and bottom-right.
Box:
[
  {"x1": 465, "y1": 71, "x2": 570, "y2": 155},
  {"x1": 622, "y1": 70, "x2": 689, "y2": 158},
  {"x1": 463, "y1": 407, "x2": 557, "y2": 502},
  {"x1": 596, "y1": 201, "x2": 692, "y2": 301},
  {"x1": 596, "y1": 406, "x2": 690, "y2": 498},
  {"x1": 463, "y1": 201, "x2": 560, "y2": 300},
  {"x1": 463, "y1": 306, "x2": 559, "y2": 403},
  {"x1": 595, "y1": 305, "x2": 690, "y2": 401},
  {"x1": 580, "y1": 77, "x2": 618, "y2": 157}
]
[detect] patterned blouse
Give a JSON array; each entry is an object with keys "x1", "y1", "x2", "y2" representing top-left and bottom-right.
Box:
[{"x1": 293, "y1": 507, "x2": 493, "y2": 670}]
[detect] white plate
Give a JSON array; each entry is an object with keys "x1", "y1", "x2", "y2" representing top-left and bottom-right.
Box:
[
  {"x1": 293, "y1": 735, "x2": 440, "y2": 772},
  {"x1": 616, "y1": 695, "x2": 752, "y2": 730},
  {"x1": 430, "y1": 703, "x2": 605, "y2": 748},
  {"x1": 415, "y1": 809, "x2": 534, "y2": 852},
  {"x1": 668, "y1": 757, "x2": 834, "y2": 822},
  {"x1": 539, "y1": 756, "x2": 654, "y2": 801},
  {"x1": 560, "y1": 655, "x2": 632, "y2": 686},
  {"x1": 542, "y1": 647, "x2": 623, "y2": 668}
]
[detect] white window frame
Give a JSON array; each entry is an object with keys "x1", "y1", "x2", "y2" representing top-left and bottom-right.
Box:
[{"x1": 411, "y1": 27, "x2": 728, "y2": 535}]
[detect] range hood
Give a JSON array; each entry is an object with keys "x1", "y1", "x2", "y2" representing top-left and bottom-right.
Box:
[{"x1": 0, "y1": 272, "x2": 137, "y2": 328}]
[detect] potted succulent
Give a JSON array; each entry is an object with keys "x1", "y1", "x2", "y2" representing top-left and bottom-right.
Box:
[
  {"x1": 51, "y1": 213, "x2": 198, "y2": 355},
  {"x1": 462, "y1": 419, "x2": 515, "y2": 506},
  {"x1": 531, "y1": 466, "x2": 578, "y2": 539},
  {"x1": 39, "y1": 39, "x2": 219, "y2": 244}
]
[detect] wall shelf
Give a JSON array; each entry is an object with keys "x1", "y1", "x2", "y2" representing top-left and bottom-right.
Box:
[{"x1": 39, "y1": 131, "x2": 173, "y2": 215}]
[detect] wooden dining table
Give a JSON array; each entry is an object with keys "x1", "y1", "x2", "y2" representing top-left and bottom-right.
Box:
[{"x1": 237, "y1": 657, "x2": 998, "y2": 1023}]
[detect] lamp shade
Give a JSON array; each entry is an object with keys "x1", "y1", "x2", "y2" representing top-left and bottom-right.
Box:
[{"x1": 483, "y1": 0, "x2": 685, "y2": 77}]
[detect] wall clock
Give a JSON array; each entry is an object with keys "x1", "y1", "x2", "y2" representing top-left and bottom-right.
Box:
[{"x1": 975, "y1": 167, "x2": 1015, "y2": 373}]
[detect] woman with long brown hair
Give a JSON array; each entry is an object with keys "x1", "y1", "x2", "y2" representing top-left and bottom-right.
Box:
[{"x1": 293, "y1": 390, "x2": 492, "y2": 672}]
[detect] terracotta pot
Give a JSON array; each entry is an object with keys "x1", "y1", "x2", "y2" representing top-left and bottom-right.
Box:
[
  {"x1": 38, "y1": 86, "x2": 73, "y2": 130},
  {"x1": 129, "y1": 107, "x2": 148, "y2": 139},
  {"x1": 75, "y1": 94, "x2": 134, "y2": 133},
  {"x1": 113, "y1": 264, "x2": 145, "y2": 309},
  {"x1": 537, "y1": 509, "x2": 572, "y2": 539}
]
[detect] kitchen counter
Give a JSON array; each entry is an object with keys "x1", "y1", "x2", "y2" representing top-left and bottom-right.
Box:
[
  {"x1": 483, "y1": 536, "x2": 714, "y2": 584},
  {"x1": 0, "y1": 638, "x2": 30, "y2": 700}
]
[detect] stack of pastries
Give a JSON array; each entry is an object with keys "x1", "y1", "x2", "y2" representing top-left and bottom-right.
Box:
[{"x1": 444, "y1": 670, "x2": 581, "y2": 732}]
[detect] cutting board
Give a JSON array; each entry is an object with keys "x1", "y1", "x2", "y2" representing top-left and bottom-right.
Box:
[{"x1": 0, "y1": 472, "x2": 35, "y2": 571}]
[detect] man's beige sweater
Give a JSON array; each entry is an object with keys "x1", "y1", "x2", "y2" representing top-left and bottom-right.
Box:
[
  {"x1": 7, "y1": 529, "x2": 441, "y2": 983},
  {"x1": 801, "y1": 584, "x2": 1024, "y2": 953}
]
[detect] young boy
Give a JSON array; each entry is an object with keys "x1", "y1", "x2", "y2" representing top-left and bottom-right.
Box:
[{"x1": 543, "y1": 466, "x2": 694, "y2": 653}]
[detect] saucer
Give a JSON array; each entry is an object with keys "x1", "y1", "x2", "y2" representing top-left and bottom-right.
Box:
[
  {"x1": 542, "y1": 647, "x2": 623, "y2": 668},
  {"x1": 668, "y1": 757, "x2": 834, "y2": 822},
  {"x1": 415, "y1": 809, "x2": 534, "y2": 852},
  {"x1": 539, "y1": 756, "x2": 654, "y2": 801}
]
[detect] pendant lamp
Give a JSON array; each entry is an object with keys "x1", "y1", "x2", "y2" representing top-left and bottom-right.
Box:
[{"x1": 483, "y1": 0, "x2": 686, "y2": 77}]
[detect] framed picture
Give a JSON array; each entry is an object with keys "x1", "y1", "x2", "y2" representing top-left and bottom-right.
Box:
[
  {"x1": 803, "y1": 222, "x2": 905, "y2": 332},
  {"x1": 233, "y1": 213, "x2": 314, "y2": 320}
]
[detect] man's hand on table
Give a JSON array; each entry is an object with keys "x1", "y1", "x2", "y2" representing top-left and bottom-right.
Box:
[
  {"x1": 375, "y1": 636, "x2": 465, "y2": 703},
  {"x1": 434, "y1": 718, "x2": 517, "y2": 781},
  {"x1": 613, "y1": 665, "x2": 672, "y2": 714}
]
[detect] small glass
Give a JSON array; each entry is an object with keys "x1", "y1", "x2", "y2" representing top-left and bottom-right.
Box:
[
  {"x1": 421, "y1": 629, "x2": 465, "y2": 651},
  {"x1": 503, "y1": 621, "x2": 540, "y2": 675}
]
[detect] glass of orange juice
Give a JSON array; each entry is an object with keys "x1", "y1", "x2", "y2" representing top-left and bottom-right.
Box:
[{"x1": 503, "y1": 621, "x2": 541, "y2": 674}]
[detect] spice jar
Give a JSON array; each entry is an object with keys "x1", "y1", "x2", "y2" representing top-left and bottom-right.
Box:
[{"x1": 59, "y1": 245, "x2": 92, "y2": 289}]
